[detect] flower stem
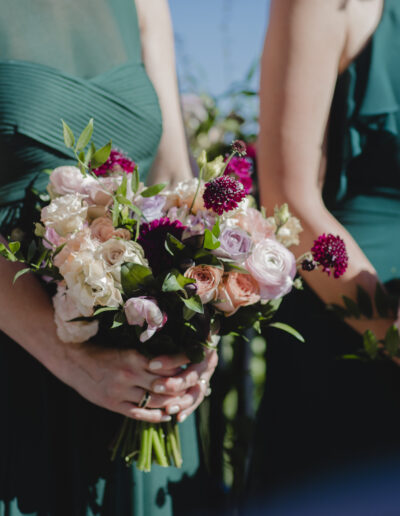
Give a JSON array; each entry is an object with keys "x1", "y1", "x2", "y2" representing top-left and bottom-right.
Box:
[
  {"x1": 219, "y1": 151, "x2": 235, "y2": 177},
  {"x1": 137, "y1": 422, "x2": 150, "y2": 471},
  {"x1": 166, "y1": 420, "x2": 182, "y2": 468},
  {"x1": 151, "y1": 425, "x2": 169, "y2": 467},
  {"x1": 189, "y1": 166, "x2": 204, "y2": 214},
  {"x1": 110, "y1": 417, "x2": 129, "y2": 462}
]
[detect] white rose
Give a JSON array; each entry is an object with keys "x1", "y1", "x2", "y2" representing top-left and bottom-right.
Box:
[
  {"x1": 60, "y1": 251, "x2": 122, "y2": 315},
  {"x1": 49, "y1": 166, "x2": 86, "y2": 196},
  {"x1": 41, "y1": 194, "x2": 88, "y2": 237},
  {"x1": 95, "y1": 238, "x2": 148, "y2": 282},
  {"x1": 52, "y1": 285, "x2": 99, "y2": 343}
]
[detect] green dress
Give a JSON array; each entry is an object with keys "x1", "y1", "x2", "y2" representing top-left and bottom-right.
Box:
[
  {"x1": 250, "y1": 0, "x2": 400, "y2": 493},
  {"x1": 0, "y1": 2, "x2": 204, "y2": 515}
]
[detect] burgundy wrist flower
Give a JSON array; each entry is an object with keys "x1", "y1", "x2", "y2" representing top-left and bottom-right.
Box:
[
  {"x1": 311, "y1": 233, "x2": 348, "y2": 278},
  {"x1": 203, "y1": 176, "x2": 246, "y2": 215}
]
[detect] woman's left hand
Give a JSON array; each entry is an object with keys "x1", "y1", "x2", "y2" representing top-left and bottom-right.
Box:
[{"x1": 147, "y1": 348, "x2": 219, "y2": 422}]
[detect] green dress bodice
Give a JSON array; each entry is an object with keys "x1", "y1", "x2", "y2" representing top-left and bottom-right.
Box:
[
  {"x1": 250, "y1": 0, "x2": 400, "y2": 493},
  {"x1": 0, "y1": 2, "x2": 204, "y2": 515}
]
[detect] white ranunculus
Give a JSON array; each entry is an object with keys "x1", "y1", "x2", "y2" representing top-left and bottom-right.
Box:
[
  {"x1": 49, "y1": 166, "x2": 86, "y2": 196},
  {"x1": 52, "y1": 285, "x2": 99, "y2": 343},
  {"x1": 41, "y1": 194, "x2": 88, "y2": 237}
]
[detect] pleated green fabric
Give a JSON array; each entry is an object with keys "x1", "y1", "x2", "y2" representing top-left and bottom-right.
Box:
[{"x1": 0, "y1": 2, "x2": 205, "y2": 515}]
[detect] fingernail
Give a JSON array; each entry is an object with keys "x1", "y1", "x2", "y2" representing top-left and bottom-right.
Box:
[
  {"x1": 161, "y1": 415, "x2": 172, "y2": 422},
  {"x1": 179, "y1": 414, "x2": 187, "y2": 423},
  {"x1": 174, "y1": 378, "x2": 183, "y2": 387},
  {"x1": 149, "y1": 360, "x2": 163, "y2": 370},
  {"x1": 154, "y1": 385, "x2": 166, "y2": 393},
  {"x1": 168, "y1": 405, "x2": 180, "y2": 415}
]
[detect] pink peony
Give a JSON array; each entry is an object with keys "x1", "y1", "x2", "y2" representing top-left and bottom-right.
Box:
[
  {"x1": 214, "y1": 272, "x2": 260, "y2": 315},
  {"x1": 184, "y1": 265, "x2": 223, "y2": 304},
  {"x1": 246, "y1": 239, "x2": 297, "y2": 300},
  {"x1": 124, "y1": 297, "x2": 167, "y2": 343}
]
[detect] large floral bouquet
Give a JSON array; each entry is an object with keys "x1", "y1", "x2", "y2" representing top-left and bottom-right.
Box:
[{"x1": 0, "y1": 120, "x2": 347, "y2": 471}]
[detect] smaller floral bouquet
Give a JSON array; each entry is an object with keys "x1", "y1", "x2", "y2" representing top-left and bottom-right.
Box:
[{"x1": 0, "y1": 120, "x2": 348, "y2": 471}]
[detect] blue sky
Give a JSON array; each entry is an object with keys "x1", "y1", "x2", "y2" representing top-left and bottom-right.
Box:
[{"x1": 170, "y1": 0, "x2": 270, "y2": 97}]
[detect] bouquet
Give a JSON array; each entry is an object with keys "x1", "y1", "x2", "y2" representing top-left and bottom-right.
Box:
[{"x1": 0, "y1": 120, "x2": 348, "y2": 471}]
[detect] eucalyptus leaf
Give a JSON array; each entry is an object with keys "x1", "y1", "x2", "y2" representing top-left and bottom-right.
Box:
[
  {"x1": 91, "y1": 140, "x2": 112, "y2": 168},
  {"x1": 356, "y1": 285, "x2": 373, "y2": 318},
  {"x1": 140, "y1": 183, "x2": 167, "y2": 198},
  {"x1": 342, "y1": 296, "x2": 361, "y2": 319},
  {"x1": 363, "y1": 329, "x2": 379, "y2": 359},
  {"x1": 76, "y1": 118, "x2": 93, "y2": 152},
  {"x1": 269, "y1": 322, "x2": 305, "y2": 343},
  {"x1": 374, "y1": 283, "x2": 390, "y2": 318},
  {"x1": 384, "y1": 324, "x2": 400, "y2": 358},
  {"x1": 121, "y1": 263, "x2": 153, "y2": 297},
  {"x1": 62, "y1": 120, "x2": 75, "y2": 148},
  {"x1": 182, "y1": 295, "x2": 204, "y2": 314}
]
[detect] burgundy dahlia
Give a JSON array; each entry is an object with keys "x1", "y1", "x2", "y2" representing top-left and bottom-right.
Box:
[
  {"x1": 138, "y1": 218, "x2": 186, "y2": 275},
  {"x1": 203, "y1": 176, "x2": 246, "y2": 215},
  {"x1": 311, "y1": 233, "x2": 348, "y2": 278},
  {"x1": 92, "y1": 149, "x2": 135, "y2": 176},
  {"x1": 224, "y1": 156, "x2": 253, "y2": 193}
]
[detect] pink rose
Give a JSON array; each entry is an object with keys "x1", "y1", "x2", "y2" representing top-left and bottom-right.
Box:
[
  {"x1": 245, "y1": 239, "x2": 297, "y2": 300},
  {"x1": 124, "y1": 297, "x2": 167, "y2": 343},
  {"x1": 236, "y1": 208, "x2": 276, "y2": 243},
  {"x1": 90, "y1": 217, "x2": 115, "y2": 242},
  {"x1": 214, "y1": 272, "x2": 260, "y2": 315},
  {"x1": 184, "y1": 265, "x2": 223, "y2": 304},
  {"x1": 49, "y1": 166, "x2": 86, "y2": 196}
]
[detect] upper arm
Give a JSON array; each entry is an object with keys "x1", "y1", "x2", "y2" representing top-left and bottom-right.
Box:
[
  {"x1": 258, "y1": 0, "x2": 347, "y2": 207},
  {"x1": 135, "y1": 0, "x2": 192, "y2": 183}
]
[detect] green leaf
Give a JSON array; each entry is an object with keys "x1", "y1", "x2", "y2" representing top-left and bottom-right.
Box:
[
  {"x1": 131, "y1": 166, "x2": 140, "y2": 194},
  {"x1": 203, "y1": 228, "x2": 220, "y2": 250},
  {"x1": 115, "y1": 195, "x2": 143, "y2": 218},
  {"x1": 342, "y1": 296, "x2": 361, "y2": 319},
  {"x1": 91, "y1": 140, "x2": 112, "y2": 168},
  {"x1": 13, "y1": 268, "x2": 31, "y2": 284},
  {"x1": 112, "y1": 197, "x2": 119, "y2": 227},
  {"x1": 140, "y1": 183, "x2": 167, "y2": 198},
  {"x1": 75, "y1": 118, "x2": 93, "y2": 151},
  {"x1": 84, "y1": 142, "x2": 96, "y2": 166},
  {"x1": 363, "y1": 329, "x2": 379, "y2": 359},
  {"x1": 374, "y1": 283, "x2": 390, "y2": 318},
  {"x1": 93, "y1": 306, "x2": 119, "y2": 316},
  {"x1": 27, "y1": 240, "x2": 37, "y2": 263},
  {"x1": 121, "y1": 263, "x2": 153, "y2": 296},
  {"x1": 8, "y1": 242, "x2": 20, "y2": 255},
  {"x1": 356, "y1": 285, "x2": 373, "y2": 319},
  {"x1": 211, "y1": 218, "x2": 220, "y2": 238},
  {"x1": 269, "y1": 322, "x2": 305, "y2": 343},
  {"x1": 162, "y1": 270, "x2": 194, "y2": 292},
  {"x1": 384, "y1": 324, "x2": 400, "y2": 358},
  {"x1": 0, "y1": 243, "x2": 17, "y2": 262},
  {"x1": 341, "y1": 354, "x2": 363, "y2": 361},
  {"x1": 183, "y1": 306, "x2": 196, "y2": 321},
  {"x1": 117, "y1": 174, "x2": 128, "y2": 198},
  {"x1": 62, "y1": 120, "x2": 75, "y2": 148},
  {"x1": 182, "y1": 295, "x2": 204, "y2": 314},
  {"x1": 165, "y1": 233, "x2": 185, "y2": 256}
]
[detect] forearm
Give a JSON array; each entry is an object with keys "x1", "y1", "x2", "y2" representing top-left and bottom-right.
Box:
[{"x1": 0, "y1": 256, "x2": 67, "y2": 375}]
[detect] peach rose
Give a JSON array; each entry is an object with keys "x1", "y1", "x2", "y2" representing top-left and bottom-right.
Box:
[
  {"x1": 236, "y1": 207, "x2": 276, "y2": 243},
  {"x1": 184, "y1": 265, "x2": 223, "y2": 304},
  {"x1": 214, "y1": 272, "x2": 260, "y2": 316},
  {"x1": 90, "y1": 217, "x2": 131, "y2": 242}
]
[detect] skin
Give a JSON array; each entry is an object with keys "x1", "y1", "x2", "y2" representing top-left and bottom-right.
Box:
[
  {"x1": 258, "y1": 0, "x2": 396, "y2": 341},
  {"x1": 0, "y1": 0, "x2": 217, "y2": 424}
]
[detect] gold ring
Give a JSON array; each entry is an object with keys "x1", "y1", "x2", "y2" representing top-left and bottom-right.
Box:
[{"x1": 138, "y1": 390, "x2": 151, "y2": 409}]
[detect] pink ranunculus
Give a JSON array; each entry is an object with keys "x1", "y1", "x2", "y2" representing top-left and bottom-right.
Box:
[
  {"x1": 124, "y1": 297, "x2": 167, "y2": 343},
  {"x1": 49, "y1": 166, "x2": 86, "y2": 196},
  {"x1": 246, "y1": 239, "x2": 297, "y2": 300},
  {"x1": 184, "y1": 265, "x2": 223, "y2": 304},
  {"x1": 214, "y1": 272, "x2": 260, "y2": 315},
  {"x1": 236, "y1": 207, "x2": 276, "y2": 243}
]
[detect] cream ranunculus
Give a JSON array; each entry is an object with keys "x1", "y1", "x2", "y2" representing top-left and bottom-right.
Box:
[
  {"x1": 41, "y1": 194, "x2": 88, "y2": 237},
  {"x1": 245, "y1": 239, "x2": 297, "y2": 300},
  {"x1": 52, "y1": 285, "x2": 99, "y2": 343}
]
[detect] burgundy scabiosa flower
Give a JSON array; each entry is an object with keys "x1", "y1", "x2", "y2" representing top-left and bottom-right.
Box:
[
  {"x1": 224, "y1": 156, "x2": 253, "y2": 193},
  {"x1": 311, "y1": 233, "x2": 348, "y2": 278},
  {"x1": 203, "y1": 176, "x2": 246, "y2": 215},
  {"x1": 231, "y1": 140, "x2": 247, "y2": 156},
  {"x1": 92, "y1": 149, "x2": 135, "y2": 176},
  {"x1": 138, "y1": 218, "x2": 186, "y2": 275}
]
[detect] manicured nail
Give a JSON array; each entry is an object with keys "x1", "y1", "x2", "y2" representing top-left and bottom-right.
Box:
[
  {"x1": 179, "y1": 414, "x2": 187, "y2": 423},
  {"x1": 154, "y1": 385, "x2": 166, "y2": 393},
  {"x1": 168, "y1": 405, "x2": 180, "y2": 415},
  {"x1": 149, "y1": 360, "x2": 163, "y2": 370},
  {"x1": 161, "y1": 415, "x2": 172, "y2": 422}
]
